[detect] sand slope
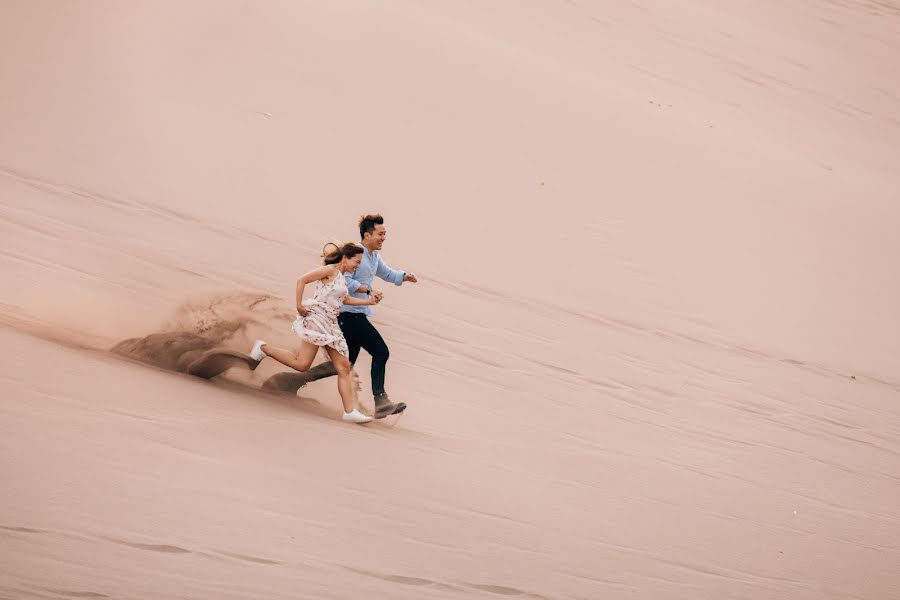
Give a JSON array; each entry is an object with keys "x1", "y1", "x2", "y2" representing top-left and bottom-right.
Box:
[{"x1": 1, "y1": 1, "x2": 899, "y2": 598}]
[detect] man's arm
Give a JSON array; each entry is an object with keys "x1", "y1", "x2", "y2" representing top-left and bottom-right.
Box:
[
  {"x1": 375, "y1": 254, "x2": 411, "y2": 286},
  {"x1": 343, "y1": 271, "x2": 369, "y2": 294}
]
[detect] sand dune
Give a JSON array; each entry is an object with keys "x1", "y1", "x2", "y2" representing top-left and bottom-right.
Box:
[{"x1": 2, "y1": 1, "x2": 899, "y2": 598}]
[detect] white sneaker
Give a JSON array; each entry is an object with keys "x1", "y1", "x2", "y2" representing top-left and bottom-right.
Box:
[
  {"x1": 342, "y1": 409, "x2": 373, "y2": 424},
  {"x1": 250, "y1": 340, "x2": 267, "y2": 362}
]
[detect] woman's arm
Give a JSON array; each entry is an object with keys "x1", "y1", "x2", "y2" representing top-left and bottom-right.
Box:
[
  {"x1": 296, "y1": 266, "x2": 336, "y2": 315},
  {"x1": 343, "y1": 294, "x2": 380, "y2": 306}
]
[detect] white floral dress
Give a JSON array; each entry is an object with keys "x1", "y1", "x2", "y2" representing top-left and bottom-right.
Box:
[{"x1": 291, "y1": 274, "x2": 350, "y2": 358}]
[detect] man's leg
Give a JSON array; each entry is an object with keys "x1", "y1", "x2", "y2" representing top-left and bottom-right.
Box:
[
  {"x1": 339, "y1": 314, "x2": 402, "y2": 416},
  {"x1": 337, "y1": 313, "x2": 364, "y2": 366},
  {"x1": 352, "y1": 316, "x2": 405, "y2": 416},
  {"x1": 353, "y1": 316, "x2": 389, "y2": 397}
]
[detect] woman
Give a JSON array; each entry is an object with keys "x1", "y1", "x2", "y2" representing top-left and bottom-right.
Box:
[{"x1": 250, "y1": 242, "x2": 382, "y2": 423}]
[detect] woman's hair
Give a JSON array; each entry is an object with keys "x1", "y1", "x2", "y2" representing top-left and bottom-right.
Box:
[{"x1": 322, "y1": 241, "x2": 365, "y2": 265}]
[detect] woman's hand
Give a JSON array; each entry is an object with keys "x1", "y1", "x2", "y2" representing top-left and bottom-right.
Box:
[
  {"x1": 297, "y1": 305, "x2": 310, "y2": 317},
  {"x1": 368, "y1": 291, "x2": 383, "y2": 305}
]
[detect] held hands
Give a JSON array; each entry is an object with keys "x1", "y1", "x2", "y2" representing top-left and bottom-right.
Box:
[{"x1": 368, "y1": 290, "x2": 384, "y2": 305}]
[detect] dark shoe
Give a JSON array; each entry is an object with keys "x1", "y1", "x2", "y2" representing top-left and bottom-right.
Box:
[{"x1": 374, "y1": 393, "x2": 407, "y2": 419}]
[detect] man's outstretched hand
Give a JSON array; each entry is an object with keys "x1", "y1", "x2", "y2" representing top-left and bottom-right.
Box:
[{"x1": 403, "y1": 272, "x2": 418, "y2": 283}]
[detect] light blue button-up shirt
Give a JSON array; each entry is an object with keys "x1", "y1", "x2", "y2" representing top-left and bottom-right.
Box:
[{"x1": 341, "y1": 247, "x2": 405, "y2": 316}]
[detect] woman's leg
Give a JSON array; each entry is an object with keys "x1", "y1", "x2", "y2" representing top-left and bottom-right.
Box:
[
  {"x1": 261, "y1": 341, "x2": 319, "y2": 372},
  {"x1": 324, "y1": 345, "x2": 357, "y2": 413}
]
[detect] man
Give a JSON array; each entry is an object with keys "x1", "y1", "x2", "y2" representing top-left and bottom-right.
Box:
[{"x1": 338, "y1": 214, "x2": 417, "y2": 418}]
